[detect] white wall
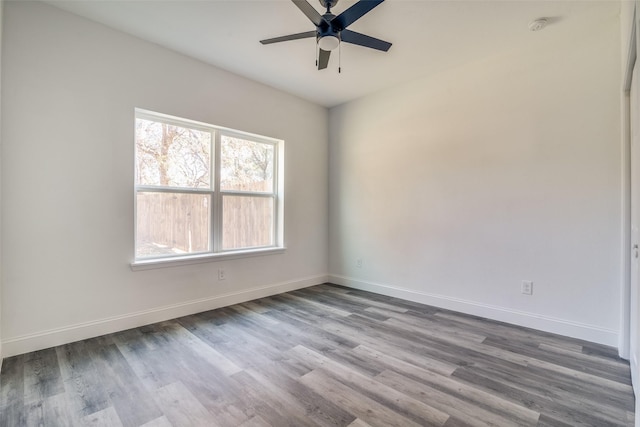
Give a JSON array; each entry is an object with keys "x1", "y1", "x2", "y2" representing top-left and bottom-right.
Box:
[
  {"x1": 329, "y1": 9, "x2": 622, "y2": 346},
  {"x1": 1, "y1": 1, "x2": 328, "y2": 356}
]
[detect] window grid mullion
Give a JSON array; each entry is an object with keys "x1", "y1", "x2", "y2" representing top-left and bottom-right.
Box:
[
  {"x1": 272, "y1": 141, "x2": 279, "y2": 248},
  {"x1": 135, "y1": 186, "x2": 212, "y2": 195},
  {"x1": 219, "y1": 191, "x2": 275, "y2": 198},
  {"x1": 213, "y1": 130, "x2": 222, "y2": 253}
]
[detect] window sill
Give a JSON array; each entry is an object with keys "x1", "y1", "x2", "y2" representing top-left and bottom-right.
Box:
[{"x1": 130, "y1": 247, "x2": 286, "y2": 271}]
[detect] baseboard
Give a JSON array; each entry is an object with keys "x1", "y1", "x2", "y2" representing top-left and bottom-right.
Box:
[
  {"x1": 329, "y1": 274, "x2": 618, "y2": 347},
  {"x1": 2, "y1": 274, "x2": 328, "y2": 358}
]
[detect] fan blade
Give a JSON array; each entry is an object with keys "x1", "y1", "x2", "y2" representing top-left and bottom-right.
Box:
[
  {"x1": 341, "y1": 30, "x2": 392, "y2": 51},
  {"x1": 318, "y1": 49, "x2": 331, "y2": 70},
  {"x1": 260, "y1": 31, "x2": 317, "y2": 45},
  {"x1": 331, "y1": 0, "x2": 384, "y2": 31},
  {"x1": 292, "y1": 0, "x2": 324, "y2": 27}
]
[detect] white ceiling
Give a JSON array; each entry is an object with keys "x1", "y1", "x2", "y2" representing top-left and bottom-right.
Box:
[{"x1": 45, "y1": 0, "x2": 620, "y2": 107}]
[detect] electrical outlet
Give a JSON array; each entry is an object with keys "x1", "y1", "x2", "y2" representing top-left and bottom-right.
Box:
[
  {"x1": 218, "y1": 268, "x2": 226, "y2": 281},
  {"x1": 356, "y1": 258, "x2": 363, "y2": 268},
  {"x1": 521, "y1": 281, "x2": 533, "y2": 295}
]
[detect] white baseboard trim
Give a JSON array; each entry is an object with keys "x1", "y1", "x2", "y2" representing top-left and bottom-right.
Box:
[
  {"x1": 2, "y1": 274, "x2": 328, "y2": 358},
  {"x1": 329, "y1": 275, "x2": 618, "y2": 347}
]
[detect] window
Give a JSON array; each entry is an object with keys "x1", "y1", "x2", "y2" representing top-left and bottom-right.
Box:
[{"x1": 134, "y1": 110, "x2": 282, "y2": 265}]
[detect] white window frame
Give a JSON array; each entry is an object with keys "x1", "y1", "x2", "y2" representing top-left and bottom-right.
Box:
[{"x1": 131, "y1": 109, "x2": 285, "y2": 271}]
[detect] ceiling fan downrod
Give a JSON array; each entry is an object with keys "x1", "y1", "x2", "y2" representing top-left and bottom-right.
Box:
[{"x1": 319, "y1": 0, "x2": 339, "y2": 13}]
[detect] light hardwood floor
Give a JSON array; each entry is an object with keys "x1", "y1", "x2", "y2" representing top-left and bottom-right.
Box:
[{"x1": 0, "y1": 283, "x2": 635, "y2": 426}]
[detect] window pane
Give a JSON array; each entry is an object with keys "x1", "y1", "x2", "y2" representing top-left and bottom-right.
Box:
[
  {"x1": 221, "y1": 136, "x2": 274, "y2": 192},
  {"x1": 136, "y1": 118, "x2": 211, "y2": 189},
  {"x1": 222, "y1": 196, "x2": 274, "y2": 250},
  {"x1": 136, "y1": 192, "x2": 211, "y2": 258}
]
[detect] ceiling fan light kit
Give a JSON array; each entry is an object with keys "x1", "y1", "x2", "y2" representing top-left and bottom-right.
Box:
[
  {"x1": 260, "y1": 0, "x2": 392, "y2": 71},
  {"x1": 318, "y1": 35, "x2": 340, "y2": 51}
]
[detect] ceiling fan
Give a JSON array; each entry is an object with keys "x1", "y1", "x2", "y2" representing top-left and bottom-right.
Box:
[{"x1": 260, "y1": 0, "x2": 392, "y2": 71}]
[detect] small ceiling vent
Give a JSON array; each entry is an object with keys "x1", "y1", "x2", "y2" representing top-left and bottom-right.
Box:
[{"x1": 528, "y1": 18, "x2": 548, "y2": 32}]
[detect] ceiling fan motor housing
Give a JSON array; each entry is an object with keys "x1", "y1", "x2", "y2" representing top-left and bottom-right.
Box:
[{"x1": 318, "y1": 14, "x2": 337, "y2": 37}]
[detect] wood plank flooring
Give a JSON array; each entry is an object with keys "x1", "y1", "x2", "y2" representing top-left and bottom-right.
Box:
[{"x1": 0, "y1": 283, "x2": 635, "y2": 426}]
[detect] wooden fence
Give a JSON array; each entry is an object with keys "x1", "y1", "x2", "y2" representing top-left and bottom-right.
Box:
[{"x1": 136, "y1": 182, "x2": 273, "y2": 257}]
